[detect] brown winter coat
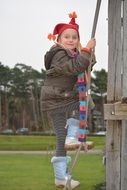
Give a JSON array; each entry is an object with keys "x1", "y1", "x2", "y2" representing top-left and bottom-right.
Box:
[{"x1": 41, "y1": 45, "x2": 94, "y2": 111}]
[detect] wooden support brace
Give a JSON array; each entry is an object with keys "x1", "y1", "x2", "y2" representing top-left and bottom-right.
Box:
[{"x1": 104, "y1": 102, "x2": 127, "y2": 120}]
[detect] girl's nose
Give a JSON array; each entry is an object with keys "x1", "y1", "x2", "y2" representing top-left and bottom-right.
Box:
[{"x1": 69, "y1": 38, "x2": 73, "y2": 42}]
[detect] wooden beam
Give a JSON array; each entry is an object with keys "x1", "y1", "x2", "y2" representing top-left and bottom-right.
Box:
[
  {"x1": 121, "y1": 0, "x2": 127, "y2": 189},
  {"x1": 104, "y1": 102, "x2": 127, "y2": 120},
  {"x1": 107, "y1": 0, "x2": 122, "y2": 188}
]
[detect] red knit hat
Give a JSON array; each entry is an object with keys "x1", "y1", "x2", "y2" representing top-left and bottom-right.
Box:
[{"x1": 48, "y1": 12, "x2": 79, "y2": 41}]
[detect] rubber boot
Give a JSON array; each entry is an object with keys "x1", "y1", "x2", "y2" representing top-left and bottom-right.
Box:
[
  {"x1": 64, "y1": 118, "x2": 94, "y2": 150},
  {"x1": 51, "y1": 156, "x2": 80, "y2": 189},
  {"x1": 64, "y1": 118, "x2": 81, "y2": 150}
]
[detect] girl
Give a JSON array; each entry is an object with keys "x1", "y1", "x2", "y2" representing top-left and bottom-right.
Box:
[{"x1": 41, "y1": 12, "x2": 96, "y2": 189}]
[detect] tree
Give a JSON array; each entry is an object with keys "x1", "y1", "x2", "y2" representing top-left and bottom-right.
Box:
[
  {"x1": 10, "y1": 63, "x2": 45, "y2": 131},
  {"x1": 0, "y1": 62, "x2": 12, "y2": 129},
  {"x1": 91, "y1": 69, "x2": 107, "y2": 131}
]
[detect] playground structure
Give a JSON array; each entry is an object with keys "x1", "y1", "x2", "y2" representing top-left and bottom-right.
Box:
[{"x1": 104, "y1": 0, "x2": 127, "y2": 190}]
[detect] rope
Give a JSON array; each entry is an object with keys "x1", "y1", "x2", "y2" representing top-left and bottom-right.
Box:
[
  {"x1": 63, "y1": 0, "x2": 102, "y2": 189},
  {"x1": 87, "y1": 0, "x2": 102, "y2": 101}
]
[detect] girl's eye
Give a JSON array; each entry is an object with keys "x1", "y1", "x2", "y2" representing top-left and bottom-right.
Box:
[
  {"x1": 72, "y1": 36, "x2": 77, "y2": 40},
  {"x1": 63, "y1": 35, "x2": 78, "y2": 40}
]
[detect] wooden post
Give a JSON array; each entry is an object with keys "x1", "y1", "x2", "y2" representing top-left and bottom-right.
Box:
[
  {"x1": 105, "y1": 0, "x2": 127, "y2": 190},
  {"x1": 121, "y1": 0, "x2": 127, "y2": 189},
  {"x1": 106, "y1": 0, "x2": 122, "y2": 190}
]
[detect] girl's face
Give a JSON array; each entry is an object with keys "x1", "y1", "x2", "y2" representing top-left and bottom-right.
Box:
[{"x1": 58, "y1": 28, "x2": 79, "y2": 50}]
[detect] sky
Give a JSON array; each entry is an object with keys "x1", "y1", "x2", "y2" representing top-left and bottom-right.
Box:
[{"x1": 0, "y1": 0, "x2": 108, "y2": 72}]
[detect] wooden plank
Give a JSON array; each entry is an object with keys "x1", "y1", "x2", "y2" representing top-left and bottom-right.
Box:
[
  {"x1": 121, "y1": 121, "x2": 127, "y2": 190},
  {"x1": 107, "y1": 0, "x2": 116, "y2": 101},
  {"x1": 104, "y1": 104, "x2": 115, "y2": 120},
  {"x1": 104, "y1": 104, "x2": 118, "y2": 120},
  {"x1": 104, "y1": 103, "x2": 127, "y2": 120},
  {"x1": 106, "y1": 1, "x2": 122, "y2": 190},
  {"x1": 107, "y1": 0, "x2": 122, "y2": 102},
  {"x1": 122, "y1": 0, "x2": 127, "y2": 96},
  {"x1": 121, "y1": 0, "x2": 127, "y2": 190},
  {"x1": 106, "y1": 121, "x2": 121, "y2": 190},
  {"x1": 115, "y1": 103, "x2": 127, "y2": 116}
]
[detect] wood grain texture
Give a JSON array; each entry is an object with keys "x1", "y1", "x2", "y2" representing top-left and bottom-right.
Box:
[{"x1": 106, "y1": 1, "x2": 122, "y2": 190}]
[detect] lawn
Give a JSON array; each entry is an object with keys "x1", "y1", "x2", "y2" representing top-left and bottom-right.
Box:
[
  {"x1": 0, "y1": 154, "x2": 105, "y2": 190},
  {"x1": 0, "y1": 135, "x2": 105, "y2": 151}
]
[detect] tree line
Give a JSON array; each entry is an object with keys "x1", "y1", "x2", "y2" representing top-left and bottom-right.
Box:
[{"x1": 0, "y1": 62, "x2": 107, "y2": 132}]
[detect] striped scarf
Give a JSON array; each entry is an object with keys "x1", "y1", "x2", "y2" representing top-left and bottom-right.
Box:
[
  {"x1": 68, "y1": 49, "x2": 89, "y2": 142},
  {"x1": 77, "y1": 71, "x2": 89, "y2": 142}
]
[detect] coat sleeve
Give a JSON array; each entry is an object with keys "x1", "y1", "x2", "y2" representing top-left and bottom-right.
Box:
[{"x1": 50, "y1": 50, "x2": 91, "y2": 76}]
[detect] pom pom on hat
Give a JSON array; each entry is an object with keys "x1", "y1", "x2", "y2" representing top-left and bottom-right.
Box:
[
  {"x1": 47, "y1": 33, "x2": 56, "y2": 41},
  {"x1": 68, "y1": 11, "x2": 77, "y2": 24},
  {"x1": 47, "y1": 11, "x2": 79, "y2": 41},
  {"x1": 69, "y1": 11, "x2": 77, "y2": 19}
]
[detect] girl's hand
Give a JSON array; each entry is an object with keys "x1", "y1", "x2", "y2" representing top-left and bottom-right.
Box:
[{"x1": 86, "y1": 38, "x2": 96, "y2": 49}]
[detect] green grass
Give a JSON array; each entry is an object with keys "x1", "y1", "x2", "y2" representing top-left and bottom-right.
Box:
[
  {"x1": 0, "y1": 154, "x2": 105, "y2": 190},
  {"x1": 0, "y1": 135, "x2": 105, "y2": 151},
  {"x1": 0, "y1": 135, "x2": 56, "y2": 150},
  {"x1": 88, "y1": 136, "x2": 105, "y2": 150}
]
